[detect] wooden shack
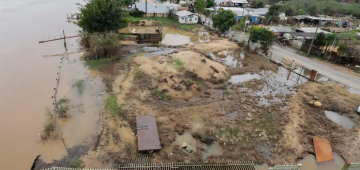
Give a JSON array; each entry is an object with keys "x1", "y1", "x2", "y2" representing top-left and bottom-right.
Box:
[{"x1": 136, "y1": 115, "x2": 161, "y2": 152}]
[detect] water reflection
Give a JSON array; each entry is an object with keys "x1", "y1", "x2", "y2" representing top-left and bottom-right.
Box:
[
  {"x1": 325, "y1": 111, "x2": 356, "y2": 129},
  {"x1": 229, "y1": 74, "x2": 261, "y2": 84},
  {"x1": 298, "y1": 153, "x2": 345, "y2": 170}
]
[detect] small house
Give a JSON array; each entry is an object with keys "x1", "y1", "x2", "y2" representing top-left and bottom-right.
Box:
[
  {"x1": 175, "y1": 11, "x2": 198, "y2": 24},
  {"x1": 136, "y1": 115, "x2": 161, "y2": 152},
  {"x1": 136, "y1": 0, "x2": 179, "y2": 17}
]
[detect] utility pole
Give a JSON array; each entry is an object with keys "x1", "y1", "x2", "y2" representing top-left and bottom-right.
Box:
[
  {"x1": 145, "y1": 0, "x2": 147, "y2": 14},
  {"x1": 307, "y1": 19, "x2": 321, "y2": 55}
]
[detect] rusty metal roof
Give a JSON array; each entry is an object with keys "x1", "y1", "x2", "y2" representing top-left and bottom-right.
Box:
[
  {"x1": 313, "y1": 136, "x2": 334, "y2": 163},
  {"x1": 136, "y1": 115, "x2": 161, "y2": 151}
]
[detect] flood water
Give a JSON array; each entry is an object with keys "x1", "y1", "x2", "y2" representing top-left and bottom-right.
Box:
[
  {"x1": 298, "y1": 153, "x2": 345, "y2": 170},
  {"x1": 229, "y1": 73, "x2": 262, "y2": 84},
  {"x1": 119, "y1": 26, "x2": 209, "y2": 45},
  {"x1": 0, "y1": 0, "x2": 89, "y2": 169},
  {"x1": 325, "y1": 111, "x2": 356, "y2": 129}
]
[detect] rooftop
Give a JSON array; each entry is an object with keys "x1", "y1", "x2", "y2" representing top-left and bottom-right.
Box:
[
  {"x1": 136, "y1": 115, "x2": 161, "y2": 151},
  {"x1": 175, "y1": 10, "x2": 195, "y2": 17},
  {"x1": 268, "y1": 27, "x2": 295, "y2": 33},
  {"x1": 294, "y1": 15, "x2": 333, "y2": 21},
  {"x1": 295, "y1": 27, "x2": 331, "y2": 34},
  {"x1": 231, "y1": 0, "x2": 249, "y2": 3}
]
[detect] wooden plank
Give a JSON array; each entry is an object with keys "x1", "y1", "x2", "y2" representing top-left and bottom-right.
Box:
[{"x1": 313, "y1": 136, "x2": 334, "y2": 163}]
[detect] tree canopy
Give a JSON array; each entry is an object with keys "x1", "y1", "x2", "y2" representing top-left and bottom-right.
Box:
[
  {"x1": 78, "y1": 0, "x2": 127, "y2": 33},
  {"x1": 194, "y1": 0, "x2": 207, "y2": 13},
  {"x1": 313, "y1": 32, "x2": 327, "y2": 47},
  {"x1": 206, "y1": 0, "x2": 215, "y2": 8},
  {"x1": 248, "y1": 27, "x2": 275, "y2": 50},
  {"x1": 203, "y1": 9, "x2": 211, "y2": 18},
  {"x1": 267, "y1": 4, "x2": 282, "y2": 17},
  {"x1": 212, "y1": 10, "x2": 237, "y2": 34},
  {"x1": 256, "y1": 1, "x2": 264, "y2": 8}
]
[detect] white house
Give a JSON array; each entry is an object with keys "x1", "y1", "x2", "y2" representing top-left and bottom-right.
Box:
[
  {"x1": 136, "y1": 0, "x2": 180, "y2": 17},
  {"x1": 175, "y1": 10, "x2": 198, "y2": 24}
]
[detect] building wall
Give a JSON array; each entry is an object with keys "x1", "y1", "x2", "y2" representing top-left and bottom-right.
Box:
[
  {"x1": 292, "y1": 39, "x2": 304, "y2": 49},
  {"x1": 178, "y1": 15, "x2": 198, "y2": 24},
  {"x1": 136, "y1": 0, "x2": 179, "y2": 14}
]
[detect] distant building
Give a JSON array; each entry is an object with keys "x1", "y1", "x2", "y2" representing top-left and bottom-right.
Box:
[
  {"x1": 215, "y1": 7, "x2": 267, "y2": 24},
  {"x1": 174, "y1": 10, "x2": 198, "y2": 24},
  {"x1": 219, "y1": 0, "x2": 249, "y2": 7},
  {"x1": 136, "y1": 0, "x2": 180, "y2": 17},
  {"x1": 294, "y1": 15, "x2": 333, "y2": 25},
  {"x1": 136, "y1": 115, "x2": 161, "y2": 152}
]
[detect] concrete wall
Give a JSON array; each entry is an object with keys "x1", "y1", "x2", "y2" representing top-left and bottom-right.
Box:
[
  {"x1": 292, "y1": 39, "x2": 304, "y2": 49},
  {"x1": 178, "y1": 15, "x2": 198, "y2": 24}
]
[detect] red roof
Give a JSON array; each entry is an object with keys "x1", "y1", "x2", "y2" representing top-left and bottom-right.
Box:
[
  {"x1": 136, "y1": 115, "x2": 161, "y2": 151},
  {"x1": 313, "y1": 136, "x2": 334, "y2": 163}
]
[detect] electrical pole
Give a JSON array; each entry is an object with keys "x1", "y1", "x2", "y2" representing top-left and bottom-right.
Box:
[
  {"x1": 307, "y1": 19, "x2": 321, "y2": 55},
  {"x1": 145, "y1": 0, "x2": 147, "y2": 14}
]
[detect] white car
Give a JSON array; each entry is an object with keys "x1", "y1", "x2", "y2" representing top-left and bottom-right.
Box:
[{"x1": 358, "y1": 106, "x2": 360, "y2": 113}]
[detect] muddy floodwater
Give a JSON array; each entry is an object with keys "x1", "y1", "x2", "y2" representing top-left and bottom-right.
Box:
[
  {"x1": 119, "y1": 26, "x2": 209, "y2": 45},
  {"x1": 0, "y1": 0, "x2": 90, "y2": 169},
  {"x1": 325, "y1": 111, "x2": 356, "y2": 129}
]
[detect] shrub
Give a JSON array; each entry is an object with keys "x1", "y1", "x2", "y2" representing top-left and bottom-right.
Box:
[{"x1": 129, "y1": 9, "x2": 145, "y2": 18}]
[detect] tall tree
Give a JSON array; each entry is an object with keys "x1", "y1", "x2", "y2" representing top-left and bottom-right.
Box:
[
  {"x1": 78, "y1": 0, "x2": 127, "y2": 33},
  {"x1": 194, "y1": 0, "x2": 207, "y2": 14},
  {"x1": 313, "y1": 32, "x2": 326, "y2": 47},
  {"x1": 267, "y1": 4, "x2": 282, "y2": 17},
  {"x1": 212, "y1": 10, "x2": 236, "y2": 35},
  {"x1": 206, "y1": 0, "x2": 215, "y2": 8},
  {"x1": 256, "y1": 1, "x2": 265, "y2": 8},
  {"x1": 248, "y1": 27, "x2": 275, "y2": 50}
]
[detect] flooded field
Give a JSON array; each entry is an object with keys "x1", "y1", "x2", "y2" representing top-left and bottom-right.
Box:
[{"x1": 119, "y1": 26, "x2": 210, "y2": 45}]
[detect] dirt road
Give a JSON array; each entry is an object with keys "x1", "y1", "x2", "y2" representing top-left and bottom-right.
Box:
[{"x1": 272, "y1": 45, "x2": 360, "y2": 90}]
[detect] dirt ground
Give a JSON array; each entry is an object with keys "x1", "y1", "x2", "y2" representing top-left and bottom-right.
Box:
[{"x1": 40, "y1": 37, "x2": 360, "y2": 168}]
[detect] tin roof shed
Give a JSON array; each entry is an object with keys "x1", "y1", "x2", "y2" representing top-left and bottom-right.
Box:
[{"x1": 136, "y1": 115, "x2": 161, "y2": 151}]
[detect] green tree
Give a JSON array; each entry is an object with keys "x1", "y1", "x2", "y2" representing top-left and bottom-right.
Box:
[
  {"x1": 308, "y1": 5, "x2": 319, "y2": 16},
  {"x1": 313, "y1": 32, "x2": 326, "y2": 47},
  {"x1": 256, "y1": 1, "x2": 265, "y2": 8},
  {"x1": 212, "y1": 10, "x2": 237, "y2": 35},
  {"x1": 323, "y1": 33, "x2": 338, "y2": 57},
  {"x1": 203, "y1": 9, "x2": 211, "y2": 18},
  {"x1": 206, "y1": 0, "x2": 215, "y2": 8},
  {"x1": 267, "y1": 4, "x2": 283, "y2": 17},
  {"x1": 78, "y1": 0, "x2": 127, "y2": 33},
  {"x1": 248, "y1": 27, "x2": 275, "y2": 50},
  {"x1": 231, "y1": 15, "x2": 250, "y2": 33},
  {"x1": 194, "y1": 0, "x2": 207, "y2": 13},
  {"x1": 296, "y1": 9, "x2": 304, "y2": 15}
]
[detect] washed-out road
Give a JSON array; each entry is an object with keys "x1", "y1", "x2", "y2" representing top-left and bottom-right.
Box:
[{"x1": 272, "y1": 45, "x2": 360, "y2": 90}]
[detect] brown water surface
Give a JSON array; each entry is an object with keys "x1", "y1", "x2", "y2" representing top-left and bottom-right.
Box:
[{"x1": 0, "y1": 0, "x2": 85, "y2": 169}]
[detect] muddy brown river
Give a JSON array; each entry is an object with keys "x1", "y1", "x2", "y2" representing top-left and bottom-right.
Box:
[{"x1": 0, "y1": 0, "x2": 84, "y2": 169}]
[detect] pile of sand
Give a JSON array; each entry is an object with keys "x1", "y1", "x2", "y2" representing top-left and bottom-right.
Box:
[{"x1": 188, "y1": 39, "x2": 239, "y2": 53}]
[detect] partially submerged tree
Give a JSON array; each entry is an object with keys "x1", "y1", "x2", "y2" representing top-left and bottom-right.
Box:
[
  {"x1": 194, "y1": 0, "x2": 207, "y2": 14},
  {"x1": 77, "y1": 0, "x2": 128, "y2": 33},
  {"x1": 248, "y1": 27, "x2": 275, "y2": 50},
  {"x1": 212, "y1": 10, "x2": 236, "y2": 35}
]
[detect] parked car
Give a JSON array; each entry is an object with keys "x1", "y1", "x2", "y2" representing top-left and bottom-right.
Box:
[{"x1": 357, "y1": 106, "x2": 360, "y2": 113}]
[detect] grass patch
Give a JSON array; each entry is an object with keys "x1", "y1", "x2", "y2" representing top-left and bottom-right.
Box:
[
  {"x1": 56, "y1": 98, "x2": 70, "y2": 118},
  {"x1": 127, "y1": 17, "x2": 200, "y2": 31},
  {"x1": 133, "y1": 67, "x2": 144, "y2": 79},
  {"x1": 173, "y1": 58, "x2": 185, "y2": 71},
  {"x1": 86, "y1": 57, "x2": 114, "y2": 69},
  {"x1": 258, "y1": 111, "x2": 276, "y2": 135},
  {"x1": 70, "y1": 158, "x2": 83, "y2": 168},
  {"x1": 73, "y1": 80, "x2": 85, "y2": 95},
  {"x1": 40, "y1": 120, "x2": 56, "y2": 140},
  {"x1": 152, "y1": 89, "x2": 171, "y2": 100},
  {"x1": 223, "y1": 90, "x2": 230, "y2": 95},
  {"x1": 105, "y1": 94, "x2": 125, "y2": 117}
]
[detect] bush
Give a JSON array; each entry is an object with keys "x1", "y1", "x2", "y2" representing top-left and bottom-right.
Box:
[
  {"x1": 129, "y1": 9, "x2": 145, "y2": 18},
  {"x1": 70, "y1": 158, "x2": 83, "y2": 168}
]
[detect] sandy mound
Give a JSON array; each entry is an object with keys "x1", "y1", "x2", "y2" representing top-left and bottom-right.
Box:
[
  {"x1": 188, "y1": 39, "x2": 239, "y2": 53},
  {"x1": 132, "y1": 51, "x2": 230, "y2": 99}
]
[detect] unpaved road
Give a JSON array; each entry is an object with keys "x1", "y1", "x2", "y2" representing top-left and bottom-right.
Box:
[{"x1": 272, "y1": 45, "x2": 360, "y2": 90}]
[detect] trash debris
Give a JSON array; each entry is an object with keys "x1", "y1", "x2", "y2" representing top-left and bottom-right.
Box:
[{"x1": 314, "y1": 101, "x2": 322, "y2": 107}]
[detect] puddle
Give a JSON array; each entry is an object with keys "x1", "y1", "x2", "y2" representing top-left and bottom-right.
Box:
[
  {"x1": 254, "y1": 67, "x2": 298, "y2": 106},
  {"x1": 348, "y1": 87, "x2": 360, "y2": 96},
  {"x1": 298, "y1": 153, "x2": 345, "y2": 170},
  {"x1": 325, "y1": 111, "x2": 356, "y2": 129},
  {"x1": 255, "y1": 163, "x2": 270, "y2": 170},
  {"x1": 202, "y1": 142, "x2": 223, "y2": 160},
  {"x1": 172, "y1": 131, "x2": 197, "y2": 154},
  {"x1": 143, "y1": 48, "x2": 176, "y2": 57},
  {"x1": 119, "y1": 26, "x2": 209, "y2": 45},
  {"x1": 229, "y1": 73, "x2": 261, "y2": 84},
  {"x1": 226, "y1": 111, "x2": 239, "y2": 120},
  {"x1": 209, "y1": 49, "x2": 244, "y2": 68},
  {"x1": 293, "y1": 67, "x2": 330, "y2": 82}
]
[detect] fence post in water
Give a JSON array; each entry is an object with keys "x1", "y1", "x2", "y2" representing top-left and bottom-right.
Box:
[
  {"x1": 310, "y1": 70, "x2": 317, "y2": 81},
  {"x1": 287, "y1": 60, "x2": 296, "y2": 80}
]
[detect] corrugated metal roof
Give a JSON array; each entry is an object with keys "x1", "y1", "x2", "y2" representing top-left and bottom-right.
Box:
[
  {"x1": 231, "y1": 0, "x2": 249, "y2": 3},
  {"x1": 295, "y1": 27, "x2": 331, "y2": 34},
  {"x1": 175, "y1": 10, "x2": 195, "y2": 17},
  {"x1": 268, "y1": 27, "x2": 295, "y2": 33},
  {"x1": 313, "y1": 136, "x2": 334, "y2": 163},
  {"x1": 136, "y1": 115, "x2": 161, "y2": 151}
]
